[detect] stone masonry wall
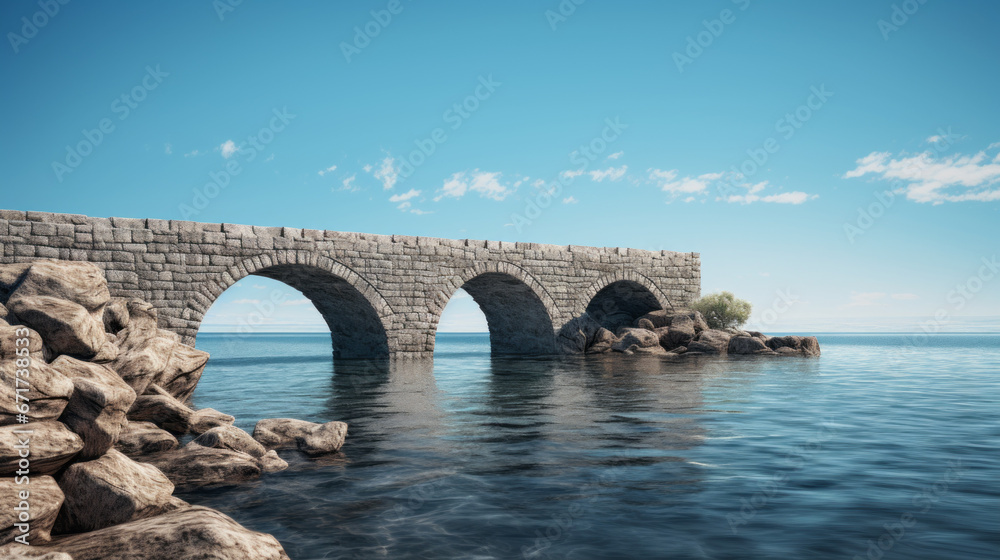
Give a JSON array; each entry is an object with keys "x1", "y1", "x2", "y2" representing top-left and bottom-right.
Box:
[{"x1": 0, "y1": 210, "x2": 701, "y2": 357}]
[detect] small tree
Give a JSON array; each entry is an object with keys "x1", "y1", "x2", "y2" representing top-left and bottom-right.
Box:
[{"x1": 691, "y1": 291, "x2": 752, "y2": 330}]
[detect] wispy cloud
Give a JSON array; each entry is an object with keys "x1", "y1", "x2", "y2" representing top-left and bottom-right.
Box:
[
  {"x1": 843, "y1": 292, "x2": 886, "y2": 308},
  {"x1": 562, "y1": 196, "x2": 578, "y2": 204},
  {"x1": 231, "y1": 298, "x2": 261, "y2": 305},
  {"x1": 844, "y1": 144, "x2": 1000, "y2": 204},
  {"x1": 281, "y1": 298, "x2": 312, "y2": 306},
  {"x1": 389, "y1": 189, "x2": 421, "y2": 203},
  {"x1": 318, "y1": 165, "x2": 337, "y2": 176},
  {"x1": 589, "y1": 165, "x2": 627, "y2": 182},
  {"x1": 606, "y1": 151, "x2": 624, "y2": 160},
  {"x1": 164, "y1": 143, "x2": 172, "y2": 155},
  {"x1": 435, "y1": 170, "x2": 514, "y2": 201},
  {"x1": 341, "y1": 174, "x2": 359, "y2": 192},
  {"x1": 371, "y1": 155, "x2": 398, "y2": 190},
  {"x1": 184, "y1": 150, "x2": 202, "y2": 158}
]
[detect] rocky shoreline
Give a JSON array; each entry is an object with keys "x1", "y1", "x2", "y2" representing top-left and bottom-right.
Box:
[
  {"x1": 558, "y1": 309, "x2": 820, "y2": 357},
  {"x1": 1, "y1": 260, "x2": 347, "y2": 559}
]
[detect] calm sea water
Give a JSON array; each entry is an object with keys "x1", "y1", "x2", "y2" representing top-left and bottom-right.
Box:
[{"x1": 184, "y1": 333, "x2": 1000, "y2": 560}]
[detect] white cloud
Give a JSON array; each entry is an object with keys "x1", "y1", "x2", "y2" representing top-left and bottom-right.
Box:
[
  {"x1": 561, "y1": 169, "x2": 584, "y2": 180},
  {"x1": 318, "y1": 165, "x2": 337, "y2": 176},
  {"x1": 891, "y1": 293, "x2": 919, "y2": 300},
  {"x1": 184, "y1": 150, "x2": 202, "y2": 158},
  {"x1": 843, "y1": 146, "x2": 1000, "y2": 204},
  {"x1": 410, "y1": 208, "x2": 433, "y2": 215},
  {"x1": 341, "y1": 174, "x2": 358, "y2": 192},
  {"x1": 589, "y1": 165, "x2": 627, "y2": 182},
  {"x1": 164, "y1": 143, "x2": 172, "y2": 155},
  {"x1": 371, "y1": 156, "x2": 398, "y2": 190},
  {"x1": 606, "y1": 151, "x2": 624, "y2": 160},
  {"x1": 281, "y1": 298, "x2": 312, "y2": 306},
  {"x1": 726, "y1": 191, "x2": 815, "y2": 205},
  {"x1": 251, "y1": 284, "x2": 267, "y2": 290},
  {"x1": 563, "y1": 196, "x2": 578, "y2": 204},
  {"x1": 231, "y1": 299, "x2": 261, "y2": 305},
  {"x1": 649, "y1": 168, "x2": 716, "y2": 194},
  {"x1": 389, "y1": 189, "x2": 421, "y2": 203},
  {"x1": 219, "y1": 140, "x2": 239, "y2": 159},
  {"x1": 925, "y1": 134, "x2": 944, "y2": 144},
  {"x1": 989, "y1": 142, "x2": 1000, "y2": 150},
  {"x1": 843, "y1": 292, "x2": 887, "y2": 308},
  {"x1": 435, "y1": 170, "x2": 513, "y2": 201}
]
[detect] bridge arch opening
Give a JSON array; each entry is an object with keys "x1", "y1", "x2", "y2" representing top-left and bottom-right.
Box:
[
  {"x1": 585, "y1": 280, "x2": 664, "y2": 332},
  {"x1": 196, "y1": 261, "x2": 390, "y2": 359},
  {"x1": 436, "y1": 272, "x2": 556, "y2": 355}
]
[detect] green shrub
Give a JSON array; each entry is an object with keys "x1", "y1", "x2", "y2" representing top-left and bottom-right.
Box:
[{"x1": 691, "y1": 291, "x2": 752, "y2": 330}]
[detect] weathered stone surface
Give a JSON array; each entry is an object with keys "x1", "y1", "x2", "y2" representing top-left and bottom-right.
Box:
[
  {"x1": 52, "y1": 356, "x2": 136, "y2": 460},
  {"x1": 2, "y1": 261, "x2": 109, "y2": 312},
  {"x1": 664, "y1": 319, "x2": 696, "y2": 349},
  {"x1": 140, "y1": 445, "x2": 262, "y2": 489},
  {"x1": 258, "y1": 450, "x2": 288, "y2": 473},
  {"x1": 0, "y1": 475, "x2": 63, "y2": 545},
  {"x1": 0, "y1": 549, "x2": 73, "y2": 559},
  {"x1": 189, "y1": 408, "x2": 236, "y2": 435},
  {"x1": 55, "y1": 449, "x2": 182, "y2": 533},
  {"x1": 1, "y1": 330, "x2": 74, "y2": 426},
  {"x1": 110, "y1": 327, "x2": 174, "y2": 397},
  {"x1": 154, "y1": 342, "x2": 209, "y2": 403},
  {"x1": 612, "y1": 328, "x2": 660, "y2": 352},
  {"x1": 114, "y1": 421, "x2": 178, "y2": 456},
  {"x1": 253, "y1": 418, "x2": 348, "y2": 456},
  {"x1": 6, "y1": 296, "x2": 109, "y2": 359},
  {"x1": 0, "y1": 422, "x2": 83, "y2": 476},
  {"x1": 586, "y1": 328, "x2": 617, "y2": 354},
  {"x1": 686, "y1": 329, "x2": 731, "y2": 355},
  {"x1": 102, "y1": 298, "x2": 130, "y2": 334},
  {"x1": 767, "y1": 335, "x2": 821, "y2": 357},
  {"x1": 728, "y1": 335, "x2": 770, "y2": 355},
  {"x1": 636, "y1": 309, "x2": 672, "y2": 329},
  {"x1": 191, "y1": 425, "x2": 266, "y2": 458},
  {"x1": 624, "y1": 343, "x2": 669, "y2": 355},
  {"x1": 0, "y1": 303, "x2": 9, "y2": 325},
  {"x1": 0, "y1": 263, "x2": 32, "y2": 303},
  {"x1": 636, "y1": 317, "x2": 655, "y2": 330},
  {"x1": 556, "y1": 313, "x2": 603, "y2": 353},
  {"x1": 5, "y1": 506, "x2": 291, "y2": 560},
  {"x1": 126, "y1": 387, "x2": 193, "y2": 434}
]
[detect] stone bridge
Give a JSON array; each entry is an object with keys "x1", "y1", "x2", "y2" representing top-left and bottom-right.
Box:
[{"x1": 0, "y1": 210, "x2": 700, "y2": 358}]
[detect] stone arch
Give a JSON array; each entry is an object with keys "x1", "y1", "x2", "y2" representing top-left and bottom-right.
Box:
[
  {"x1": 578, "y1": 270, "x2": 673, "y2": 332},
  {"x1": 186, "y1": 250, "x2": 393, "y2": 358},
  {"x1": 430, "y1": 261, "x2": 558, "y2": 355}
]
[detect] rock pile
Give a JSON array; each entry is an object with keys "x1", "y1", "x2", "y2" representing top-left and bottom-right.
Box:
[
  {"x1": 558, "y1": 309, "x2": 820, "y2": 357},
  {"x1": 0, "y1": 260, "x2": 348, "y2": 559}
]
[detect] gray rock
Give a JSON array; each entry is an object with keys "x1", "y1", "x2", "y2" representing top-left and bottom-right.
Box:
[
  {"x1": 258, "y1": 450, "x2": 288, "y2": 473},
  {"x1": 0, "y1": 302, "x2": 8, "y2": 325},
  {"x1": 0, "y1": 475, "x2": 63, "y2": 545},
  {"x1": 0, "y1": 263, "x2": 31, "y2": 303},
  {"x1": 4, "y1": 506, "x2": 291, "y2": 560},
  {"x1": 664, "y1": 318, "x2": 696, "y2": 349},
  {"x1": 126, "y1": 386, "x2": 193, "y2": 434},
  {"x1": 585, "y1": 328, "x2": 617, "y2": 354},
  {"x1": 636, "y1": 318, "x2": 655, "y2": 331},
  {"x1": 253, "y1": 418, "x2": 348, "y2": 456},
  {"x1": 52, "y1": 356, "x2": 136, "y2": 460},
  {"x1": 191, "y1": 425, "x2": 266, "y2": 458},
  {"x1": 767, "y1": 335, "x2": 821, "y2": 357},
  {"x1": 2, "y1": 261, "x2": 110, "y2": 312},
  {"x1": 55, "y1": 449, "x2": 183, "y2": 533},
  {"x1": 611, "y1": 328, "x2": 660, "y2": 352},
  {"x1": 102, "y1": 298, "x2": 130, "y2": 334},
  {"x1": 0, "y1": 422, "x2": 83, "y2": 476},
  {"x1": 686, "y1": 329, "x2": 731, "y2": 354},
  {"x1": 627, "y1": 344, "x2": 669, "y2": 355},
  {"x1": 1, "y1": 328, "x2": 74, "y2": 426},
  {"x1": 189, "y1": 408, "x2": 236, "y2": 435},
  {"x1": 728, "y1": 335, "x2": 769, "y2": 355},
  {"x1": 7, "y1": 296, "x2": 111, "y2": 360},
  {"x1": 114, "y1": 421, "x2": 178, "y2": 456},
  {"x1": 556, "y1": 313, "x2": 603, "y2": 354},
  {"x1": 140, "y1": 445, "x2": 261, "y2": 489},
  {"x1": 153, "y1": 342, "x2": 208, "y2": 403},
  {"x1": 0, "y1": 550, "x2": 73, "y2": 560},
  {"x1": 635, "y1": 309, "x2": 671, "y2": 329}
]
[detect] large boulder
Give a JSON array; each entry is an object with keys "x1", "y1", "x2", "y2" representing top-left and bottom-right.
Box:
[
  {"x1": 113, "y1": 421, "x2": 179, "y2": 456},
  {"x1": 53, "y1": 356, "x2": 136, "y2": 460},
  {"x1": 0, "y1": 302, "x2": 9, "y2": 326},
  {"x1": 55, "y1": 449, "x2": 182, "y2": 533},
  {"x1": 189, "y1": 408, "x2": 236, "y2": 435},
  {"x1": 191, "y1": 425, "x2": 266, "y2": 458},
  {"x1": 102, "y1": 298, "x2": 130, "y2": 334},
  {"x1": 1, "y1": 261, "x2": 109, "y2": 311},
  {"x1": 611, "y1": 328, "x2": 660, "y2": 353},
  {"x1": 728, "y1": 335, "x2": 771, "y2": 355},
  {"x1": 126, "y1": 386, "x2": 193, "y2": 434},
  {"x1": 258, "y1": 450, "x2": 288, "y2": 473},
  {"x1": 686, "y1": 329, "x2": 732, "y2": 355},
  {"x1": 1, "y1": 506, "x2": 291, "y2": 560},
  {"x1": 556, "y1": 314, "x2": 603, "y2": 354},
  {"x1": 139, "y1": 445, "x2": 262, "y2": 489},
  {"x1": 0, "y1": 263, "x2": 32, "y2": 302},
  {"x1": 635, "y1": 309, "x2": 671, "y2": 329},
  {"x1": 0, "y1": 549, "x2": 72, "y2": 560},
  {"x1": 664, "y1": 318, "x2": 696, "y2": 349},
  {"x1": 154, "y1": 343, "x2": 209, "y2": 403},
  {"x1": 767, "y1": 335, "x2": 821, "y2": 357},
  {"x1": 0, "y1": 422, "x2": 83, "y2": 476},
  {"x1": 0, "y1": 475, "x2": 63, "y2": 545},
  {"x1": 1, "y1": 328, "x2": 74, "y2": 426},
  {"x1": 586, "y1": 328, "x2": 617, "y2": 354},
  {"x1": 252, "y1": 418, "x2": 348, "y2": 456}
]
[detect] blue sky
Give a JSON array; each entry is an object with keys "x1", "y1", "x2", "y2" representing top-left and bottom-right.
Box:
[{"x1": 3, "y1": 0, "x2": 999, "y2": 333}]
